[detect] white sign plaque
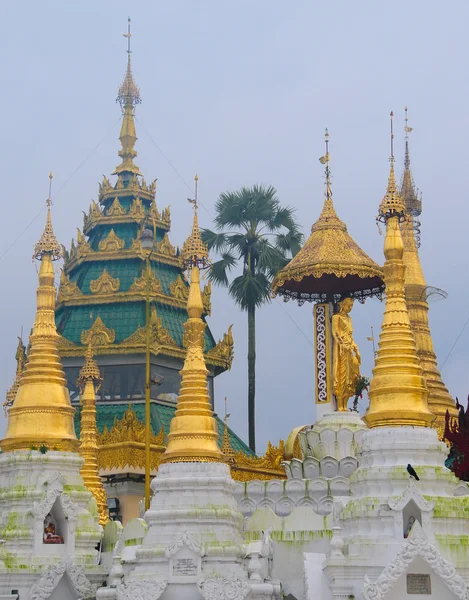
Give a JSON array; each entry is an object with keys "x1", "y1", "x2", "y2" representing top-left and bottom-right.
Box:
[
  {"x1": 173, "y1": 557, "x2": 198, "y2": 577},
  {"x1": 407, "y1": 574, "x2": 431, "y2": 594}
]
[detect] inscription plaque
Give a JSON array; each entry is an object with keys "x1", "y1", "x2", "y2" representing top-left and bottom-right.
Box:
[
  {"x1": 407, "y1": 573, "x2": 431, "y2": 594},
  {"x1": 173, "y1": 557, "x2": 198, "y2": 577}
]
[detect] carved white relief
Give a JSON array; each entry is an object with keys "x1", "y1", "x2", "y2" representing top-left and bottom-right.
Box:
[
  {"x1": 363, "y1": 521, "x2": 468, "y2": 600},
  {"x1": 116, "y1": 580, "x2": 167, "y2": 600},
  {"x1": 60, "y1": 493, "x2": 78, "y2": 534},
  {"x1": 43, "y1": 471, "x2": 66, "y2": 488},
  {"x1": 29, "y1": 559, "x2": 95, "y2": 600},
  {"x1": 388, "y1": 478, "x2": 434, "y2": 512},
  {"x1": 198, "y1": 577, "x2": 250, "y2": 600},
  {"x1": 34, "y1": 489, "x2": 62, "y2": 532},
  {"x1": 165, "y1": 528, "x2": 204, "y2": 558}
]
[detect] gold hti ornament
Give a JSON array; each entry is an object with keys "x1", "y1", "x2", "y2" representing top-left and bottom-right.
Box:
[
  {"x1": 364, "y1": 113, "x2": 434, "y2": 428},
  {"x1": 77, "y1": 342, "x2": 109, "y2": 526},
  {"x1": 162, "y1": 177, "x2": 222, "y2": 463},
  {"x1": 1, "y1": 176, "x2": 79, "y2": 452}
]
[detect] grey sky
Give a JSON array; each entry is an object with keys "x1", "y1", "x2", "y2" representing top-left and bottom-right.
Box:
[{"x1": 1, "y1": 1, "x2": 468, "y2": 452}]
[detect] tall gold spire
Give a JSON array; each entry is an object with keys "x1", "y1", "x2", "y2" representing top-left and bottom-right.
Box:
[
  {"x1": 1, "y1": 176, "x2": 79, "y2": 452},
  {"x1": 77, "y1": 342, "x2": 109, "y2": 526},
  {"x1": 364, "y1": 113, "x2": 434, "y2": 428},
  {"x1": 162, "y1": 176, "x2": 222, "y2": 463},
  {"x1": 113, "y1": 18, "x2": 141, "y2": 177},
  {"x1": 399, "y1": 108, "x2": 456, "y2": 436}
]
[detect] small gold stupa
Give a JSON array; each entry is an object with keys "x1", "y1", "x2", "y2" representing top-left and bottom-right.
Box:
[
  {"x1": 1, "y1": 177, "x2": 79, "y2": 452},
  {"x1": 161, "y1": 179, "x2": 223, "y2": 464},
  {"x1": 364, "y1": 113, "x2": 434, "y2": 429}
]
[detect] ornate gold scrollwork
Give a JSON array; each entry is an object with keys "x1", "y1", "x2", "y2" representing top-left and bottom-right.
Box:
[
  {"x1": 98, "y1": 229, "x2": 125, "y2": 252},
  {"x1": 89, "y1": 269, "x2": 120, "y2": 295},
  {"x1": 81, "y1": 316, "x2": 116, "y2": 346}
]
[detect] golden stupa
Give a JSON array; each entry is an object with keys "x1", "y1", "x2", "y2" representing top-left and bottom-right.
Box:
[
  {"x1": 399, "y1": 108, "x2": 457, "y2": 436},
  {"x1": 1, "y1": 180, "x2": 79, "y2": 452},
  {"x1": 272, "y1": 131, "x2": 384, "y2": 303},
  {"x1": 364, "y1": 113, "x2": 434, "y2": 428},
  {"x1": 77, "y1": 342, "x2": 109, "y2": 526},
  {"x1": 161, "y1": 194, "x2": 223, "y2": 464}
]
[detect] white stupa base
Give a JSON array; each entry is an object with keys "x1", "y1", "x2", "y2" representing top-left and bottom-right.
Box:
[
  {"x1": 0, "y1": 450, "x2": 106, "y2": 599},
  {"x1": 110, "y1": 461, "x2": 282, "y2": 600}
]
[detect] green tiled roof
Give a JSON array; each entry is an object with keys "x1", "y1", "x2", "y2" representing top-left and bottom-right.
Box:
[
  {"x1": 74, "y1": 401, "x2": 254, "y2": 457},
  {"x1": 56, "y1": 301, "x2": 215, "y2": 349}
]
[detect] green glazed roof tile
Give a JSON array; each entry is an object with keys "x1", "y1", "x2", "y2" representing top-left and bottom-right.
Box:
[{"x1": 74, "y1": 401, "x2": 254, "y2": 457}]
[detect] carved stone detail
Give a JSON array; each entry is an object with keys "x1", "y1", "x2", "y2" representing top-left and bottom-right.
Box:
[
  {"x1": 81, "y1": 316, "x2": 116, "y2": 346},
  {"x1": 206, "y1": 325, "x2": 234, "y2": 370},
  {"x1": 165, "y1": 529, "x2": 204, "y2": 558},
  {"x1": 99, "y1": 229, "x2": 125, "y2": 252},
  {"x1": 198, "y1": 577, "x2": 250, "y2": 600},
  {"x1": 89, "y1": 269, "x2": 121, "y2": 294},
  {"x1": 128, "y1": 197, "x2": 145, "y2": 219},
  {"x1": 202, "y1": 281, "x2": 212, "y2": 315},
  {"x1": 170, "y1": 275, "x2": 189, "y2": 302},
  {"x1": 151, "y1": 306, "x2": 176, "y2": 346},
  {"x1": 157, "y1": 232, "x2": 176, "y2": 257},
  {"x1": 363, "y1": 521, "x2": 468, "y2": 600},
  {"x1": 116, "y1": 580, "x2": 167, "y2": 600},
  {"x1": 57, "y1": 271, "x2": 83, "y2": 303}
]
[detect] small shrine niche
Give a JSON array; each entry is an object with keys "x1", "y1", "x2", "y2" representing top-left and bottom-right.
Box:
[
  {"x1": 43, "y1": 503, "x2": 65, "y2": 545},
  {"x1": 403, "y1": 499, "x2": 422, "y2": 538}
]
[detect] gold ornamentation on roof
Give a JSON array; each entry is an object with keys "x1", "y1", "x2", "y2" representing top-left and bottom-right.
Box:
[
  {"x1": 148, "y1": 201, "x2": 161, "y2": 222},
  {"x1": 98, "y1": 229, "x2": 125, "y2": 252},
  {"x1": 206, "y1": 325, "x2": 234, "y2": 370},
  {"x1": 231, "y1": 440, "x2": 286, "y2": 480},
  {"x1": 129, "y1": 268, "x2": 163, "y2": 294},
  {"x1": 202, "y1": 281, "x2": 212, "y2": 315},
  {"x1": 3, "y1": 337, "x2": 27, "y2": 415},
  {"x1": 117, "y1": 55, "x2": 141, "y2": 108},
  {"x1": 151, "y1": 305, "x2": 177, "y2": 346},
  {"x1": 101, "y1": 406, "x2": 165, "y2": 446},
  {"x1": 57, "y1": 271, "x2": 83, "y2": 303},
  {"x1": 81, "y1": 316, "x2": 116, "y2": 346},
  {"x1": 128, "y1": 197, "x2": 145, "y2": 219},
  {"x1": 33, "y1": 175, "x2": 62, "y2": 261},
  {"x1": 272, "y1": 134, "x2": 383, "y2": 302},
  {"x1": 170, "y1": 275, "x2": 189, "y2": 302},
  {"x1": 182, "y1": 175, "x2": 210, "y2": 269},
  {"x1": 157, "y1": 233, "x2": 177, "y2": 258},
  {"x1": 161, "y1": 206, "x2": 171, "y2": 227},
  {"x1": 106, "y1": 198, "x2": 126, "y2": 217},
  {"x1": 77, "y1": 342, "x2": 102, "y2": 389},
  {"x1": 89, "y1": 269, "x2": 121, "y2": 295}
]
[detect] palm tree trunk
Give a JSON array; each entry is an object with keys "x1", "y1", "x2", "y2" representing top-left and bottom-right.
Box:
[{"x1": 248, "y1": 302, "x2": 256, "y2": 453}]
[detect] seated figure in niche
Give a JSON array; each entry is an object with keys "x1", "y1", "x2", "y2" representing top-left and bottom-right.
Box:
[
  {"x1": 43, "y1": 514, "x2": 64, "y2": 544},
  {"x1": 332, "y1": 297, "x2": 361, "y2": 411},
  {"x1": 404, "y1": 515, "x2": 416, "y2": 539}
]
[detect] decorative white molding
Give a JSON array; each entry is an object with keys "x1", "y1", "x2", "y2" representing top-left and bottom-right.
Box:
[
  {"x1": 363, "y1": 521, "x2": 468, "y2": 600},
  {"x1": 388, "y1": 478, "x2": 434, "y2": 512},
  {"x1": 60, "y1": 493, "x2": 78, "y2": 534},
  {"x1": 34, "y1": 489, "x2": 62, "y2": 531},
  {"x1": 29, "y1": 559, "x2": 95, "y2": 600},
  {"x1": 198, "y1": 577, "x2": 250, "y2": 600},
  {"x1": 116, "y1": 580, "x2": 167, "y2": 600},
  {"x1": 165, "y1": 529, "x2": 204, "y2": 558}
]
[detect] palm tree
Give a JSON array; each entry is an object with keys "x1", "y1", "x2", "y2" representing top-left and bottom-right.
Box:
[{"x1": 202, "y1": 184, "x2": 303, "y2": 453}]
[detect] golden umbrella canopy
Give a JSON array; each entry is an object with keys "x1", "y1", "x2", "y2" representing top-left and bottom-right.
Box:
[{"x1": 272, "y1": 132, "x2": 384, "y2": 304}]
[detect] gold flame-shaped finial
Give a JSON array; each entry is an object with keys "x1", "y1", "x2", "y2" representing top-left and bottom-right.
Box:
[
  {"x1": 1, "y1": 183, "x2": 78, "y2": 452},
  {"x1": 33, "y1": 173, "x2": 63, "y2": 261},
  {"x1": 364, "y1": 128, "x2": 434, "y2": 429},
  {"x1": 114, "y1": 18, "x2": 141, "y2": 177},
  {"x1": 182, "y1": 174, "x2": 210, "y2": 269},
  {"x1": 77, "y1": 342, "x2": 108, "y2": 526},
  {"x1": 161, "y1": 191, "x2": 222, "y2": 464},
  {"x1": 378, "y1": 112, "x2": 406, "y2": 221}
]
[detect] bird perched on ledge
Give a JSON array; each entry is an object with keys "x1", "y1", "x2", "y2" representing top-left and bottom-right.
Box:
[{"x1": 407, "y1": 464, "x2": 420, "y2": 481}]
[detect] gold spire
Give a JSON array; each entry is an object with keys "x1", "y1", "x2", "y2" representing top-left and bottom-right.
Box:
[
  {"x1": 399, "y1": 109, "x2": 457, "y2": 436},
  {"x1": 1, "y1": 180, "x2": 78, "y2": 452},
  {"x1": 377, "y1": 112, "x2": 406, "y2": 220},
  {"x1": 77, "y1": 342, "x2": 109, "y2": 526},
  {"x1": 181, "y1": 175, "x2": 210, "y2": 269},
  {"x1": 113, "y1": 18, "x2": 141, "y2": 177},
  {"x1": 364, "y1": 117, "x2": 434, "y2": 428},
  {"x1": 221, "y1": 397, "x2": 236, "y2": 466},
  {"x1": 161, "y1": 182, "x2": 222, "y2": 464}
]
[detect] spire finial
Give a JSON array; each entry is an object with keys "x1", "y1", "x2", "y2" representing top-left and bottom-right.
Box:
[
  {"x1": 182, "y1": 174, "x2": 210, "y2": 269},
  {"x1": 33, "y1": 174, "x2": 63, "y2": 261},
  {"x1": 123, "y1": 17, "x2": 132, "y2": 54},
  {"x1": 319, "y1": 128, "x2": 332, "y2": 201},
  {"x1": 400, "y1": 107, "x2": 421, "y2": 218},
  {"x1": 377, "y1": 111, "x2": 406, "y2": 222}
]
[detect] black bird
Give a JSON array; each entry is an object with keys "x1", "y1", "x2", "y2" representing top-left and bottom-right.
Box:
[{"x1": 407, "y1": 464, "x2": 419, "y2": 481}]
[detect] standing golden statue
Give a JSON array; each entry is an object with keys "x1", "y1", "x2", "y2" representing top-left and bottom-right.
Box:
[{"x1": 332, "y1": 298, "x2": 361, "y2": 411}]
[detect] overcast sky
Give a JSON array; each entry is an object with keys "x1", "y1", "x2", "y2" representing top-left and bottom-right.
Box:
[{"x1": 1, "y1": 1, "x2": 468, "y2": 452}]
